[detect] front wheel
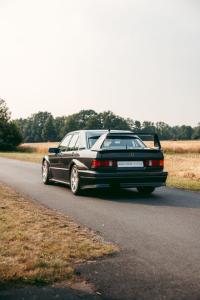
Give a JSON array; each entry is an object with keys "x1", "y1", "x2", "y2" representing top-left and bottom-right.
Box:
[
  {"x1": 70, "y1": 165, "x2": 82, "y2": 195},
  {"x1": 137, "y1": 187, "x2": 155, "y2": 195}
]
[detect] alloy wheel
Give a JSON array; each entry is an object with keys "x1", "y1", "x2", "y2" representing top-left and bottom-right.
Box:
[
  {"x1": 70, "y1": 166, "x2": 79, "y2": 193},
  {"x1": 42, "y1": 161, "x2": 48, "y2": 182}
]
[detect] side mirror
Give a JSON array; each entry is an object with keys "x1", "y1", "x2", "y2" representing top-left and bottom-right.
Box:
[{"x1": 48, "y1": 147, "x2": 60, "y2": 154}]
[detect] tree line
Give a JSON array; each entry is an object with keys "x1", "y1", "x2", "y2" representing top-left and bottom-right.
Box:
[
  {"x1": 0, "y1": 99, "x2": 22, "y2": 150},
  {"x1": 15, "y1": 109, "x2": 200, "y2": 143},
  {"x1": 0, "y1": 99, "x2": 200, "y2": 150}
]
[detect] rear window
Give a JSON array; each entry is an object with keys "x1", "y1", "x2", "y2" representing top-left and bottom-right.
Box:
[{"x1": 101, "y1": 136, "x2": 146, "y2": 150}]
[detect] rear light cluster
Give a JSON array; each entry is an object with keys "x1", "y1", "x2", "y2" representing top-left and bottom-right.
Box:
[
  {"x1": 91, "y1": 159, "x2": 117, "y2": 168},
  {"x1": 144, "y1": 159, "x2": 164, "y2": 167},
  {"x1": 91, "y1": 159, "x2": 164, "y2": 169}
]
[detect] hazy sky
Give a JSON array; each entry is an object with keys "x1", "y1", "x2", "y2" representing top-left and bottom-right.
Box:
[{"x1": 0, "y1": 0, "x2": 200, "y2": 125}]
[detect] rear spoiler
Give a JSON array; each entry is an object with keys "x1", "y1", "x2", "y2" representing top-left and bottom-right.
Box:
[
  {"x1": 129, "y1": 132, "x2": 161, "y2": 150},
  {"x1": 91, "y1": 131, "x2": 161, "y2": 151}
]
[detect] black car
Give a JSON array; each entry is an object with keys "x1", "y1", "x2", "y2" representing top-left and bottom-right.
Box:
[{"x1": 42, "y1": 130, "x2": 168, "y2": 195}]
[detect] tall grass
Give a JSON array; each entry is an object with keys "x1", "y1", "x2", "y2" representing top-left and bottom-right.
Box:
[
  {"x1": 161, "y1": 141, "x2": 200, "y2": 154},
  {"x1": 165, "y1": 153, "x2": 200, "y2": 184},
  {"x1": 19, "y1": 142, "x2": 58, "y2": 153},
  {"x1": 19, "y1": 140, "x2": 200, "y2": 154}
]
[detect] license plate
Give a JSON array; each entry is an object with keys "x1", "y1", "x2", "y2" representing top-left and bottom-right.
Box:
[{"x1": 117, "y1": 161, "x2": 144, "y2": 168}]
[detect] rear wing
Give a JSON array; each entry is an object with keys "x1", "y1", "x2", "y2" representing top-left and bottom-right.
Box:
[
  {"x1": 130, "y1": 133, "x2": 161, "y2": 150},
  {"x1": 91, "y1": 131, "x2": 161, "y2": 151}
]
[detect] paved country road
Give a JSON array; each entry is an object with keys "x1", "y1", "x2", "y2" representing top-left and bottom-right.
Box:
[{"x1": 0, "y1": 157, "x2": 200, "y2": 300}]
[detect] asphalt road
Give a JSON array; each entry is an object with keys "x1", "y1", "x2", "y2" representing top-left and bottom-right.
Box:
[{"x1": 0, "y1": 157, "x2": 200, "y2": 300}]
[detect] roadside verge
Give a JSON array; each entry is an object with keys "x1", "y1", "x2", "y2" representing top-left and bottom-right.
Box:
[{"x1": 0, "y1": 183, "x2": 117, "y2": 290}]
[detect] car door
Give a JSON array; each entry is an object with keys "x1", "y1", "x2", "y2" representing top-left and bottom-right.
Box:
[
  {"x1": 50, "y1": 134, "x2": 72, "y2": 180},
  {"x1": 59, "y1": 133, "x2": 79, "y2": 182}
]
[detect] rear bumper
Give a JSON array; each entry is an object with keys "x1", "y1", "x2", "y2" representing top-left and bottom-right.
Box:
[{"x1": 79, "y1": 170, "x2": 168, "y2": 189}]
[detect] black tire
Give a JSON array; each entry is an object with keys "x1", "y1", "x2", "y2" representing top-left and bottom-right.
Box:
[
  {"x1": 42, "y1": 160, "x2": 51, "y2": 185},
  {"x1": 70, "y1": 165, "x2": 82, "y2": 195},
  {"x1": 137, "y1": 187, "x2": 155, "y2": 195}
]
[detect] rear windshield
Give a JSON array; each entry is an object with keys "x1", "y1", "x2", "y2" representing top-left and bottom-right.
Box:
[{"x1": 101, "y1": 136, "x2": 146, "y2": 150}]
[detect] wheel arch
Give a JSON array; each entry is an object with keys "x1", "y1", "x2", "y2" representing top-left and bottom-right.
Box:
[
  {"x1": 42, "y1": 155, "x2": 50, "y2": 165},
  {"x1": 69, "y1": 161, "x2": 75, "y2": 175},
  {"x1": 69, "y1": 159, "x2": 86, "y2": 181},
  {"x1": 69, "y1": 159, "x2": 82, "y2": 172}
]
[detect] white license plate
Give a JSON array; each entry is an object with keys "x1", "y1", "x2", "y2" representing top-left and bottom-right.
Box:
[{"x1": 117, "y1": 161, "x2": 144, "y2": 168}]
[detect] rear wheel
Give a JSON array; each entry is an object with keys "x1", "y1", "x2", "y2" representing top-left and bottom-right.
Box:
[
  {"x1": 70, "y1": 165, "x2": 82, "y2": 195},
  {"x1": 42, "y1": 160, "x2": 51, "y2": 184},
  {"x1": 137, "y1": 187, "x2": 155, "y2": 195}
]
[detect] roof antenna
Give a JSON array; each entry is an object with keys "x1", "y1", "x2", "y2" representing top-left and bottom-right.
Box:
[{"x1": 108, "y1": 128, "x2": 111, "y2": 132}]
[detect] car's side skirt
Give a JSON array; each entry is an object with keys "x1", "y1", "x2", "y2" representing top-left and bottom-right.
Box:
[
  {"x1": 49, "y1": 178, "x2": 70, "y2": 185},
  {"x1": 50, "y1": 167, "x2": 69, "y2": 171}
]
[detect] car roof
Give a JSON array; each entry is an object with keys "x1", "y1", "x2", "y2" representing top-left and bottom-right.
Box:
[{"x1": 67, "y1": 129, "x2": 133, "y2": 135}]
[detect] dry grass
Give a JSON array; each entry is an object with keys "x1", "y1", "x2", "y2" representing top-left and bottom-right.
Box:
[
  {"x1": 161, "y1": 140, "x2": 200, "y2": 154},
  {"x1": 0, "y1": 152, "x2": 44, "y2": 163},
  {"x1": 165, "y1": 154, "x2": 200, "y2": 181},
  {"x1": 0, "y1": 183, "x2": 117, "y2": 289},
  {"x1": 20, "y1": 140, "x2": 200, "y2": 154},
  {"x1": 165, "y1": 153, "x2": 200, "y2": 191},
  {"x1": 144, "y1": 140, "x2": 200, "y2": 153},
  {"x1": 20, "y1": 142, "x2": 58, "y2": 153}
]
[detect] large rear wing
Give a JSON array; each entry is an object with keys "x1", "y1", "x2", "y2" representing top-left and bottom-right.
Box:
[
  {"x1": 91, "y1": 131, "x2": 161, "y2": 151},
  {"x1": 129, "y1": 132, "x2": 161, "y2": 150}
]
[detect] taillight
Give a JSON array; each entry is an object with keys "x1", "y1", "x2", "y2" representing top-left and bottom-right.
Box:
[
  {"x1": 91, "y1": 159, "x2": 117, "y2": 169},
  {"x1": 144, "y1": 159, "x2": 164, "y2": 168},
  {"x1": 159, "y1": 159, "x2": 164, "y2": 167}
]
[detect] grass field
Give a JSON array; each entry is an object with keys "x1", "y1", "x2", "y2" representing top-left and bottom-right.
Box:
[
  {"x1": 19, "y1": 140, "x2": 200, "y2": 154},
  {"x1": 165, "y1": 153, "x2": 200, "y2": 190},
  {"x1": 161, "y1": 140, "x2": 200, "y2": 154},
  {"x1": 0, "y1": 141, "x2": 199, "y2": 191},
  {"x1": 0, "y1": 183, "x2": 116, "y2": 289}
]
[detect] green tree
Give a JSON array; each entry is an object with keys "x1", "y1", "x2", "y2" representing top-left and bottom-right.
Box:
[
  {"x1": 85, "y1": 115, "x2": 102, "y2": 129},
  {"x1": 178, "y1": 125, "x2": 193, "y2": 140},
  {"x1": 0, "y1": 99, "x2": 22, "y2": 150},
  {"x1": 61, "y1": 110, "x2": 100, "y2": 136},
  {"x1": 192, "y1": 123, "x2": 200, "y2": 139},
  {"x1": 141, "y1": 121, "x2": 156, "y2": 134},
  {"x1": 76, "y1": 110, "x2": 98, "y2": 128},
  {"x1": 156, "y1": 122, "x2": 171, "y2": 140},
  {"x1": 15, "y1": 118, "x2": 32, "y2": 142},
  {"x1": 32, "y1": 112, "x2": 52, "y2": 142},
  {"x1": 0, "y1": 99, "x2": 11, "y2": 121},
  {"x1": 12, "y1": 108, "x2": 199, "y2": 142},
  {"x1": 54, "y1": 116, "x2": 66, "y2": 140},
  {"x1": 99, "y1": 111, "x2": 130, "y2": 130},
  {"x1": 42, "y1": 115, "x2": 57, "y2": 141},
  {"x1": 62, "y1": 115, "x2": 80, "y2": 135},
  {"x1": 130, "y1": 120, "x2": 142, "y2": 132}
]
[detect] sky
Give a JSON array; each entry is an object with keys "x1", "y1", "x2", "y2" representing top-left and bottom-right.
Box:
[{"x1": 0, "y1": 0, "x2": 199, "y2": 126}]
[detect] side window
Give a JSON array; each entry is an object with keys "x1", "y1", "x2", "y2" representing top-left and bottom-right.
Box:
[
  {"x1": 74, "y1": 136, "x2": 79, "y2": 150},
  {"x1": 68, "y1": 134, "x2": 79, "y2": 151},
  {"x1": 79, "y1": 132, "x2": 87, "y2": 150},
  {"x1": 59, "y1": 135, "x2": 72, "y2": 151}
]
